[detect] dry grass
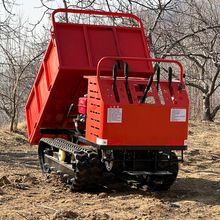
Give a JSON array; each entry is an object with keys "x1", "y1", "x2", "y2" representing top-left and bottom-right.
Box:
[{"x1": 0, "y1": 120, "x2": 219, "y2": 219}]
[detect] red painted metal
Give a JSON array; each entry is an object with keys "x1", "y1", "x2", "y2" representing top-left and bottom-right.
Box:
[
  {"x1": 25, "y1": 9, "x2": 154, "y2": 145},
  {"x1": 85, "y1": 73, "x2": 189, "y2": 146},
  {"x1": 97, "y1": 57, "x2": 184, "y2": 82},
  {"x1": 51, "y1": 9, "x2": 144, "y2": 30}
]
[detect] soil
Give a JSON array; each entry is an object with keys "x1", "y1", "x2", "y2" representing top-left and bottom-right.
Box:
[{"x1": 0, "y1": 121, "x2": 219, "y2": 220}]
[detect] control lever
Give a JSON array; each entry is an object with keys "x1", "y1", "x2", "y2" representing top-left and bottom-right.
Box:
[
  {"x1": 124, "y1": 62, "x2": 128, "y2": 92},
  {"x1": 67, "y1": 104, "x2": 75, "y2": 118},
  {"x1": 113, "y1": 64, "x2": 117, "y2": 94},
  {"x1": 168, "y1": 67, "x2": 177, "y2": 103},
  {"x1": 168, "y1": 66, "x2": 172, "y2": 93},
  {"x1": 156, "y1": 65, "x2": 160, "y2": 91},
  {"x1": 124, "y1": 62, "x2": 133, "y2": 104},
  {"x1": 139, "y1": 76, "x2": 153, "y2": 103}
]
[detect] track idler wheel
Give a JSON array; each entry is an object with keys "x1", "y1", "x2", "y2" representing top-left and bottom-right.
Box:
[
  {"x1": 58, "y1": 149, "x2": 66, "y2": 161},
  {"x1": 38, "y1": 138, "x2": 101, "y2": 191}
]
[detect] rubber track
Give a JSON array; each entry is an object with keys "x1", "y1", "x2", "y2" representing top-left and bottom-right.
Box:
[
  {"x1": 144, "y1": 152, "x2": 179, "y2": 190},
  {"x1": 40, "y1": 138, "x2": 101, "y2": 191},
  {"x1": 122, "y1": 152, "x2": 179, "y2": 190}
]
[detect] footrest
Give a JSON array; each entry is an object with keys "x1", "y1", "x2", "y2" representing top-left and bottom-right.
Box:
[{"x1": 123, "y1": 171, "x2": 173, "y2": 176}]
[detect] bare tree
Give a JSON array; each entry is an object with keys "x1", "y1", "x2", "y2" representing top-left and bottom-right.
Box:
[
  {"x1": 0, "y1": 11, "x2": 46, "y2": 131},
  {"x1": 0, "y1": 0, "x2": 16, "y2": 14},
  {"x1": 148, "y1": 0, "x2": 220, "y2": 121},
  {"x1": 38, "y1": 0, "x2": 220, "y2": 121}
]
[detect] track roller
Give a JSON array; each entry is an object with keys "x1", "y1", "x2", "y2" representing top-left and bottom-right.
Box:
[{"x1": 38, "y1": 138, "x2": 101, "y2": 191}]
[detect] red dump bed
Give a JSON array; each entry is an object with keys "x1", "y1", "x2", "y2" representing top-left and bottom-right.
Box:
[{"x1": 25, "y1": 9, "x2": 154, "y2": 145}]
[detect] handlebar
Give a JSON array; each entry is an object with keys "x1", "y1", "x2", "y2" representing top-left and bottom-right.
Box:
[
  {"x1": 52, "y1": 8, "x2": 144, "y2": 29},
  {"x1": 97, "y1": 57, "x2": 184, "y2": 82}
]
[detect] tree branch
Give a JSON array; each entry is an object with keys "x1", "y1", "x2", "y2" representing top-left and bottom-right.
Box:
[
  {"x1": 164, "y1": 25, "x2": 220, "y2": 55},
  {"x1": 208, "y1": 67, "x2": 220, "y2": 96},
  {"x1": 210, "y1": 104, "x2": 220, "y2": 120},
  {"x1": 2, "y1": 0, "x2": 15, "y2": 15},
  {"x1": 185, "y1": 82, "x2": 207, "y2": 93}
]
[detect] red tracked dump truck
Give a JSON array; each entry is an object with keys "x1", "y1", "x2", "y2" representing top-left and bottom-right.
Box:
[{"x1": 25, "y1": 9, "x2": 189, "y2": 190}]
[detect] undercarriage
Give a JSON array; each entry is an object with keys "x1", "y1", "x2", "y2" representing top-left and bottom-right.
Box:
[{"x1": 38, "y1": 131, "x2": 182, "y2": 191}]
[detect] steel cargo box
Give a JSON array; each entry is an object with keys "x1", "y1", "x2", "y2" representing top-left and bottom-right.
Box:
[{"x1": 25, "y1": 9, "x2": 154, "y2": 145}]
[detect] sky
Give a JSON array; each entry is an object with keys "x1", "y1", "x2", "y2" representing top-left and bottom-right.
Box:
[
  {"x1": 17, "y1": 0, "x2": 52, "y2": 26},
  {"x1": 11, "y1": 0, "x2": 66, "y2": 30}
]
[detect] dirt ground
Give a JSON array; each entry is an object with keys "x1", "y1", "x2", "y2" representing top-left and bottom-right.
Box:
[{"x1": 0, "y1": 121, "x2": 219, "y2": 220}]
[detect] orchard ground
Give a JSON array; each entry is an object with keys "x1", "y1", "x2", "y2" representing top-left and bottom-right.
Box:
[{"x1": 0, "y1": 121, "x2": 219, "y2": 219}]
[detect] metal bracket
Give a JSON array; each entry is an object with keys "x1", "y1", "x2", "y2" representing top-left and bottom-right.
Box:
[{"x1": 123, "y1": 170, "x2": 173, "y2": 176}]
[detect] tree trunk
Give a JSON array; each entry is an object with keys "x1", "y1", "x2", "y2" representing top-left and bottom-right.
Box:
[
  {"x1": 10, "y1": 117, "x2": 15, "y2": 132},
  {"x1": 10, "y1": 105, "x2": 16, "y2": 132},
  {"x1": 202, "y1": 95, "x2": 213, "y2": 121}
]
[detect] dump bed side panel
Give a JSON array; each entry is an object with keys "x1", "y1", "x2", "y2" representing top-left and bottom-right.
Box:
[
  {"x1": 54, "y1": 23, "x2": 153, "y2": 74},
  {"x1": 26, "y1": 40, "x2": 60, "y2": 143}
]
